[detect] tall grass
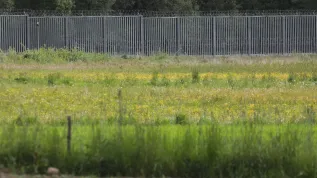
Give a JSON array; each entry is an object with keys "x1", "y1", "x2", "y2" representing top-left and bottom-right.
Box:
[
  {"x1": 0, "y1": 123, "x2": 317, "y2": 177},
  {"x1": 0, "y1": 47, "x2": 111, "y2": 64}
]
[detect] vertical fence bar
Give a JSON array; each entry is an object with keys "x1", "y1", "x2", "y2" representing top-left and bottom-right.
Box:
[
  {"x1": 176, "y1": 17, "x2": 180, "y2": 56},
  {"x1": 119, "y1": 17, "x2": 123, "y2": 55},
  {"x1": 299, "y1": 16, "x2": 302, "y2": 53},
  {"x1": 0, "y1": 16, "x2": 2, "y2": 51},
  {"x1": 64, "y1": 16, "x2": 68, "y2": 49},
  {"x1": 103, "y1": 16, "x2": 106, "y2": 53},
  {"x1": 36, "y1": 21, "x2": 40, "y2": 50},
  {"x1": 12, "y1": 16, "x2": 15, "y2": 51},
  {"x1": 202, "y1": 17, "x2": 206, "y2": 58},
  {"x1": 140, "y1": 15, "x2": 144, "y2": 56},
  {"x1": 266, "y1": 17, "x2": 270, "y2": 54},
  {"x1": 212, "y1": 16, "x2": 216, "y2": 56},
  {"x1": 4, "y1": 16, "x2": 6, "y2": 51},
  {"x1": 314, "y1": 15, "x2": 317, "y2": 53},
  {"x1": 248, "y1": 16, "x2": 252, "y2": 55},
  {"x1": 15, "y1": 16, "x2": 17, "y2": 51},
  {"x1": 282, "y1": 16, "x2": 286, "y2": 55},
  {"x1": 26, "y1": 15, "x2": 30, "y2": 50}
]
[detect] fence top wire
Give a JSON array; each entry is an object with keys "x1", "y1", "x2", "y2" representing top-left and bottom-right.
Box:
[{"x1": 1, "y1": 9, "x2": 317, "y2": 17}]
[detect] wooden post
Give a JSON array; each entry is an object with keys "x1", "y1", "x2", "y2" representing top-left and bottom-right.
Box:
[
  {"x1": 67, "y1": 116, "x2": 72, "y2": 155},
  {"x1": 118, "y1": 88, "x2": 123, "y2": 125}
]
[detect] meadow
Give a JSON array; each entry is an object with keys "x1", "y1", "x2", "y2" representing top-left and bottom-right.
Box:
[{"x1": 0, "y1": 48, "x2": 317, "y2": 177}]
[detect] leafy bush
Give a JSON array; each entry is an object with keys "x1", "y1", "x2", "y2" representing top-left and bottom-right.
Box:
[
  {"x1": 287, "y1": 72, "x2": 296, "y2": 83},
  {"x1": 175, "y1": 113, "x2": 189, "y2": 125},
  {"x1": 47, "y1": 73, "x2": 62, "y2": 86}
]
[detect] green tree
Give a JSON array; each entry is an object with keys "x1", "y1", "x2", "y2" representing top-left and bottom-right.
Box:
[
  {"x1": 130, "y1": 0, "x2": 198, "y2": 11},
  {"x1": 257, "y1": 0, "x2": 279, "y2": 9},
  {"x1": 112, "y1": 0, "x2": 136, "y2": 10},
  {"x1": 15, "y1": 0, "x2": 56, "y2": 9},
  {"x1": 40, "y1": 0, "x2": 56, "y2": 9},
  {"x1": 74, "y1": 0, "x2": 116, "y2": 10},
  {"x1": 55, "y1": 0, "x2": 74, "y2": 12},
  {"x1": 298, "y1": 0, "x2": 317, "y2": 9},
  {"x1": 198, "y1": 0, "x2": 237, "y2": 10},
  {"x1": 237, "y1": 0, "x2": 261, "y2": 10},
  {"x1": 0, "y1": 0, "x2": 14, "y2": 9}
]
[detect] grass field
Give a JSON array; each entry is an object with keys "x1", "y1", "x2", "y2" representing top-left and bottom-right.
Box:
[{"x1": 0, "y1": 48, "x2": 317, "y2": 177}]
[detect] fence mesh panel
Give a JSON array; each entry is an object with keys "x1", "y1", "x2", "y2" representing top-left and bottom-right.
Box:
[
  {"x1": 29, "y1": 17, "x2": 66, "y2": 49},
  {"x1": 1, "y1": 13, "x2": 317, "y2": 56},
  {"x1": 0, "y1": 15, "x2": 27, "y2": 52}
]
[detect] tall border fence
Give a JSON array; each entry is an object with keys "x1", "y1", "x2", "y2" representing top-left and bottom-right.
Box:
[{"x1": 1, "y1": 10, "x2": 317, "y2": 56}]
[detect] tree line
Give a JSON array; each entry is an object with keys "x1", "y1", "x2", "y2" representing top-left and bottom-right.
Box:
[{"x1": 0, "y1": 0, "x2": 317, "y2": 12}]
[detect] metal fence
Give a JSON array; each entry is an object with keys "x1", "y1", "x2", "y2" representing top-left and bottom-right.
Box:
[{"x1": 1, "y1": 14, "x2": 317, "y2": 56}]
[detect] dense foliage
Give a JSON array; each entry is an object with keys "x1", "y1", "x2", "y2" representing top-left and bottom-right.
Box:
[{"x1": 0, "y1": 0, "x2": 317, "y2": 12}]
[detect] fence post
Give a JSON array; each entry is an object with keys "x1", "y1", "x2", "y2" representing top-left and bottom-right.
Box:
[
  {"x1": 282, "y1": 16, "x2": 286, "y2": 55},
  {"x1": 140, "y1": 15, "x2": 144, "y2": 56},
  {"x1": 67, "y1": 116, "x2": 72, "y2": 155},
  {"x1": 36, "y1": 21, "x2": 40, "y2": 50},
  {"x1": 176, "y1": 17, "x2": 180, "y2": 56},
  {"x1": 64, "y1": 16, "x2": 69, "y2": 50},
  {"x1": 248, "y1": 16, "x2": 252, "y2": 55},
  {"x1": 0, "y1": 16, "x2": 2, "y2": 51},
  {"x1": 26, "y1": 15, "x2": 30, "y2": 50},
  {"x1": 202, "y1": 17, "x2": 206, "y2": 58},
  {"x1": 315, "y1": 15, "x2": 317, "y2": 53},
  {"x1": 212, "y1": 16, "x2": 216, "y2": 56},
  {"x1": 118, "y1": 88, "x2": 123, "y2": 125},
  {"x1": 103, "y1": 16, "x2": 106, "y2": 54}
]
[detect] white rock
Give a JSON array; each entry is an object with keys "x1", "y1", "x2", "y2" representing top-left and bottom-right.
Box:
[{"x1": 47, "y1": 167, "x2": 60, "y2": 176}]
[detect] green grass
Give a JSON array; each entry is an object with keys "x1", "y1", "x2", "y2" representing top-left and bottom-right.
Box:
[
  {"x1": 1, "y1": 123, "x2": 317, "y2": 178},
  {"x1": 0, "y1": 48, "x2": 317, "y2": 177}
]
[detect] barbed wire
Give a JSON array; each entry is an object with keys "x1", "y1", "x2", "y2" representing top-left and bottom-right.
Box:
[{"x1": 1, "y1": 9, "x2": 317, "y2": 17}]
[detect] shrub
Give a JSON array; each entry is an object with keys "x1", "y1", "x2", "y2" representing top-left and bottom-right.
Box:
[
  {"x1": 175, "y1": 113, "x2": 189, "y2": 125},
  {"x1": 14, "y1": 72, "x2": 29, "y2": 84},
  {"x1": 14, "y1": 77, "x2": 28, "y2": 84},
  {"x1": 287, "y1": 73, "x2": 296, "y2": 83},
  {"x1": 47, "y1": 73, "x2": 62, "y2": 86},
  {"x1": 161, "y1": 76, "x2": 170, "y2": 86}
]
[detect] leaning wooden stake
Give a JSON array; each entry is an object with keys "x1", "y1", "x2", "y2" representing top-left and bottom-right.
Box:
[{"x1": 67, "y1": 116, "x2": 72, "y2": 155}]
